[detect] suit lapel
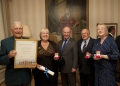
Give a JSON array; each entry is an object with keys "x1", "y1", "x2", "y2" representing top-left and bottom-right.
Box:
[{"x1": 9, "y1": 36, "x2": 14, "y2": 50}]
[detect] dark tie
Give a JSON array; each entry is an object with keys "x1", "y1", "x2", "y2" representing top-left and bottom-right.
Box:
[
  {"x1": 82, "y1": 41, "x2": 86, "y2": 52},
  {"x1": 61, "y1": 39, "x2": 67, "y2": 52}
]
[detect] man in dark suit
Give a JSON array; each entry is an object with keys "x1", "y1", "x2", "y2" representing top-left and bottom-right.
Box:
[
  {"x1": 108, "y1": 26, "x2": 115, "y2": 38},
  {"x1": 115, "y1": 35, "x2": 120, "y2": 51},
  {"x1": 58, "y1": 26, "x2": 78, "y2": 86},
  {"x1": 0, "y1": 21, "x2": 32, "y2": 86},
  {"x1": 78, "y1": 28, "x2": 94, "y2": 86},
  {"x1": 115, "y1": 35, "x2": 120, "y2": 82}
]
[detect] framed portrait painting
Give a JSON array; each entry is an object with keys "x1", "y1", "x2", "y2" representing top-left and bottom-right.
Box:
[{"x1": 45, "y1": 0, "x2": 89, "y2": 41}]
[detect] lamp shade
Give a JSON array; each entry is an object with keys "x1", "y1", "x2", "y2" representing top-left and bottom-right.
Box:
[{"x1": 22, "y1": 25, "x2": 32, "y2": 38}]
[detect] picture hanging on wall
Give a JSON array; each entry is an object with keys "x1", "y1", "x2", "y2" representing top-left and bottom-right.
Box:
[{"x1": 45, "y1": 0, "x2": 89, "y2": 41}]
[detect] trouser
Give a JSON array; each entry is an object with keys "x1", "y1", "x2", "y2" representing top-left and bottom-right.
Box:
[
  {"x1": 61, "y1": 72, "x2": 76, "y2": 86},
  {"x1": 80, "y1": 73, "x2": 94, "y2": 86}
]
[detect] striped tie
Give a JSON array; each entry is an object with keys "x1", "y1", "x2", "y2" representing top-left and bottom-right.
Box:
[{"x1": 82, "y1": 41, "x2": 86, "y2": 52}]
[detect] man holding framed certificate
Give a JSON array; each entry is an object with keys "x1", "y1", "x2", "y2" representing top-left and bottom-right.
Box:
[{"x1": 0, "y1": 21, "x2": 35, "y2": 86}]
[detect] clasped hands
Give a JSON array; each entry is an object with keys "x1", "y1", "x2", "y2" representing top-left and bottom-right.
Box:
[{"x1": 85, "y1": 52, "x2": 108, "y2": 60}]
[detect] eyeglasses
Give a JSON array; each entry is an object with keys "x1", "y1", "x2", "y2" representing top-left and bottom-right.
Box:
[
  {"x1": 13, "y1": 27, "x2": 23, "y2": 30},
  {"x1": 81, "y1": 33, "x2": 89, "y2": 35}
]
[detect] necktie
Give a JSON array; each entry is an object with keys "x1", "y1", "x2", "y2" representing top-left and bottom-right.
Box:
[
  {"x1": 61, "y1": 39, "x2": 67, "y2": 52},
  {"x1": 82, "y1": 41, "x2": 86, "y2": 52}
]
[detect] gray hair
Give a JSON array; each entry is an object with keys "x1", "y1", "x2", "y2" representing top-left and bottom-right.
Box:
[{"x1": 11, "y1": 21, "x2": 22, "y2": 29}]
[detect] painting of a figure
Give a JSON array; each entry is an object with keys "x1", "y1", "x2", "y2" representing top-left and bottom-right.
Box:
[{"x1": 46, "y1": 0, "x2": 88, "y2": 41}]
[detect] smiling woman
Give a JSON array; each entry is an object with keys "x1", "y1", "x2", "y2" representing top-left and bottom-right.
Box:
[
  {"x1": 32, "y1": 28, "x2": 60, "y2": 86},
  {"x1": 92, "y1": 23, "x2": 120, "y2": 86},
  {"x1": 97, "y1": 23, "x2": 118, "y2": 38}
]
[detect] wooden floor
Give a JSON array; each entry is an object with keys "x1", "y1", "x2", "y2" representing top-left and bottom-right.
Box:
[{"x1": 1, "y1": 78, "x2": 120, "y2": 86}]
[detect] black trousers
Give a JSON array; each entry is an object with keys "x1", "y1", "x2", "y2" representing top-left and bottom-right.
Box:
[
  {"x1": 61, "y1": 72, "x2": 76, "y2": 86},
  {"x1": 80, "y1": 73, "x2": 94, "y2": 86}
]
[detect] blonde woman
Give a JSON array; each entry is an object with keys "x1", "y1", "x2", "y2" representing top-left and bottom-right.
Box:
[
  {"x1": 91, "y1": 23, "x2": 120, "y2": 86},
  {"x1": 33, "y1": 28, "x2": 59, "y2": 86}
]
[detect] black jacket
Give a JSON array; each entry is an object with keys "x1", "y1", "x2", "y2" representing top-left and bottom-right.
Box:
[{"x1": 78, "y1": 38, "x2": 95, "y2": 74}]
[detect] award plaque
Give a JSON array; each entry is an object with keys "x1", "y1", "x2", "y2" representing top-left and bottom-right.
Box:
[{"x1": 14, "y1": 39, "x2": 38, "y2": 68}]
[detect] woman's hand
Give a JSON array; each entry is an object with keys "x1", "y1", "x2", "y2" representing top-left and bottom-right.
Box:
[
  {"x1": 54, "y1": 52, "x2": 60, "y2": 60},
  {"x1": 93, "y1": 54, "x2": 109, "y2": 60},
  {"x1": 54, "y1": 56, "x2": 60, "y2": 60},
  {"x1": 37, "y1": 64, "x2": 44, "y2": 71},
  {"x1": 101, "y1": 55, "x2": 109, "y2": 59},
  {"x1": 93, "y1": 54, "x2": 102, "y2": 60},
  {"x1": 37, "y1": 64, "x2": 41, "y2": 69}
]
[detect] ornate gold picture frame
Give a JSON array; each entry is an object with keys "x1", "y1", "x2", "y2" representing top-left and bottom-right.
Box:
[{"x1": 45, "y1": 0, "x2": 89, "y2": 41}]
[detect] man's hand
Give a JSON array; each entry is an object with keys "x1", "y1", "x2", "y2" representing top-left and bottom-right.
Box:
[
  {"x1": 8, "y1": 50, "x2": 17, "y2": 58},
  {"x1": 71, "y1": 68, "x2": 76, "y2": 72}
]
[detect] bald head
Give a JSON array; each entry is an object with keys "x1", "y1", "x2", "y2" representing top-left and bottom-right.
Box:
[{"x1": 62, "y1": 27, "x2": 71, "y2": 39}]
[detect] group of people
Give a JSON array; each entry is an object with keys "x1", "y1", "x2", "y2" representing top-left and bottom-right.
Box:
[{"x1": 0, "y1": 21, "x2": 120, "y2": 86}]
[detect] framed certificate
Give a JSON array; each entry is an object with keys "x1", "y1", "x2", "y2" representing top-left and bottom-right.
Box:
[{"x1": 14, "y1": 39, "x2": 38, "y2": 68}]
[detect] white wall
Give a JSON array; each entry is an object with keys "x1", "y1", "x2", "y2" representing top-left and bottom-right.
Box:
[
  {"x1": 8, "y1": 0, "x2": 46, "y2": 40},
  {"x1": 0, "y1": 0, "x2": 5, "y2": 42},
  {"x1": 0, "y1": 0, "x2": 120, "y2": 40},
  {"x1": 89, "y1": 0, "x2": 120, "y2": 38}
]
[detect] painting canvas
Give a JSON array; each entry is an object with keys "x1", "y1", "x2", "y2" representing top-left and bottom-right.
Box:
[{"x1": 45, "y1": 0, "x2": 89, "y2": 41}]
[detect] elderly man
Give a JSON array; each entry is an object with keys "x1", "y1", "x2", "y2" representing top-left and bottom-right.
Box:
[
  {"x1": 77, "y1": 28, "x2": 95, "y2": 86},
  {"x1": 0, "y1": 21, "x2": 32, "y2": 86}
]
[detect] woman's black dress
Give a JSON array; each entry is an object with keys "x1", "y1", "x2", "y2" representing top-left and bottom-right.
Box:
[{"x1": 33, "y1": 41, "x2": 58, "y2": 86}]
